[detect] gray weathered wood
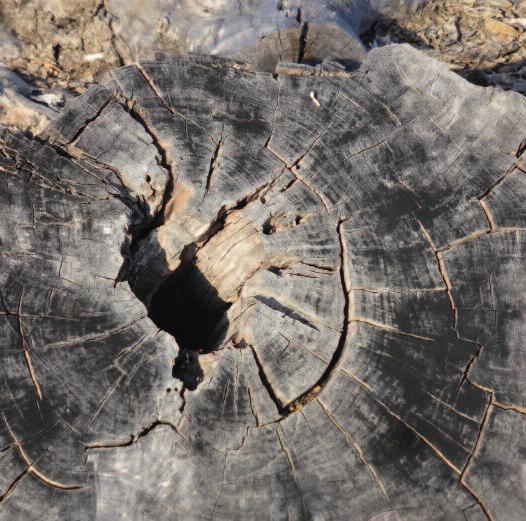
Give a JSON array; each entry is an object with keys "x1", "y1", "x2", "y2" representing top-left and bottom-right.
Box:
[
  {"x1": 0, "y1": 44, "x2": 525, "y2": 520},
  {"x1": 105, "y1": 0, "x2": 428, "y2": 71}
]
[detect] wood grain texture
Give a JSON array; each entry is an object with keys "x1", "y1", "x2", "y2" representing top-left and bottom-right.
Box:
[{"x1": 0, "y1": 44, "x2": 524, "y2": 520}]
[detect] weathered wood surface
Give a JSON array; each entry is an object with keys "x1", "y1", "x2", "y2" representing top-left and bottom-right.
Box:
[
  {"x1": 0, "y1": 44, "x2": 525, "y2": 520},
  {"x1": 105, "y1": 0, "x2": 427, "y2": 71}
]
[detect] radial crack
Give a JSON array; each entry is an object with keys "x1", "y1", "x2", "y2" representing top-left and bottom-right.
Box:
[
  {"x1": 0, "y1": 467, "x2": 29, "y2": 505},
  {"x1": 64, "y1": 94, "x2": 114, "y2": 146},
  {"x1": 1, "y1": 292, "x2": 44, "y2": 402},
  {"x1": 203, "y1": 133, "x2": 224, "y2": 203},
  {"x1": 460, "y1": 396, "x2": 493, "y2": 481},
  {"x1": 112, "y1": 87, "x2": 175, "y2": 230},
  {"x1": 416, "y1": 219, "x2": 459, "y2": 338},
  {"x1": 246, "y1": 342, "x2": 285, "y2": 414},
  {"x1": 456, "y1": 344, "x2": 483, "y2": 397},
  {"x1": 318, "y1": 399, "x2": 390, "y2": 502}
]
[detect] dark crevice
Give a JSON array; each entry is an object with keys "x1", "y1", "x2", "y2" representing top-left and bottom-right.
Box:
[
  {"x1": 122, "y1": 188, "x2": 263, "y2": 389},
  {"x1": 267, "y1": 265, "x2": 286, "y2": 276},
  {"x1": 296, "y1": 7, "x2": 302, "y2": 24},
  {"x1": 298, "y1": 22, "x2": 309, "y2": 64},
  {"x1": 241, "y1": 340, "x2": 285, "y2": 415},
  {"x1": 0, "y1": 468, "x2": 29, "y2": 504},
  {"x1": 246, "y1": 386, "x2": 260, "y2": 427},
  {"x1": 459, "y1": 395, "x2": 494, "y2": 521},
  {"x1": 202, "y1": 136, "x2": 224, "y2": 202},
  {"x1": 281, "y1": 219, "x2": 350, "y2": 414},
  {"x1": 515, "y1": 138, "x2": 526, "y2": 158},
  {"x1": 299, "y1": 260, "x2": 336, "y2": 272},
  {"x1": 85, "y1": 419, "x2": 183, "y2": 450},
  {"x1": 126, "y1": 205, "x2": 236, "y2": 390},
  {"x1": 117, "y1": 96, "x2": 175, "y2": 235},
  {"x1": 262, "y1": 216, "x2": 275, "y2": 235},
  {"x1": 135, "y1": 419, "x2": 182, "y2": 441},
  {"x1": 52, "y1": 43, "x2": 61, "y2": 63},
  {"x1": 457, "y1": 344, "x2": 483, "y2": 397},
  {"x1": 148, "y1": 261, "x2": 231, "y2": 391},
  {"x1": 121, "y1": 176, "x2": 281, "y2": 392},
  {"x1": 461, "y1": 393, "x2": 493, "y2": 480},
  {"x1": 63, "y1": 94, "x2": 114, "y2": 146}
]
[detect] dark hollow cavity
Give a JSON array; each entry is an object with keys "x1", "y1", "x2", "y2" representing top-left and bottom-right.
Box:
[{"x1": 148, "y1": 263, "x2": 232, "y2": 390}]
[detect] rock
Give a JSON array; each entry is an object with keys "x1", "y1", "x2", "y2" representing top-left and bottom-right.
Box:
[
  {"x1": 0, "y1": 25, "x2": 21, "y2": 64},
  {"x1": 0, "y1": 67, "x2": 66, "y2": 134},
  {"x1": 483, "y1": 17, "x2": 520, "y2": 40},
  {"x1": 367, "y1": 0, "x2": 526, "y2": 93},
  {"x1": 0, "y1": 44, "x2": 524, "y2": 520}
]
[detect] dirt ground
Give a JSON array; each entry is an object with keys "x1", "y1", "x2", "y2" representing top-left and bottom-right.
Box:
[
  {"x1": 0, "y1": 1, "x2": 122, "y2": 91},
  {"x1": 365, "y1": 0, "x2": 526, "y2": 92}
]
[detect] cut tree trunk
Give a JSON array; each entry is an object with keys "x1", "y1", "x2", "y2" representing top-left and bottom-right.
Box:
[
  {"x1": 0, "y1": 44, "x2": 525, "y2": 521},
  {"x1": 104, "y1": 0, "x2": 428, "y2": 71}
]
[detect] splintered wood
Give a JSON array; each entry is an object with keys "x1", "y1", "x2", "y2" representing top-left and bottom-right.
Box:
[{"x1": 0, "y1": 45, "x2": 525, "y2": 520}]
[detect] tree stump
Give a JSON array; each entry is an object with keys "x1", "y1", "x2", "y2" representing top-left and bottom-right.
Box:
[
  {"x1": 105, "y1": 0, "x2": 428, "y2": 71},
  {"x1": 0, "y1": 44, "x2": 525, "y2": 520}
]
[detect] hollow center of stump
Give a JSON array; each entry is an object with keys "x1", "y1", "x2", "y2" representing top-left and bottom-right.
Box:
[
  {"x1": 148, "y1": 262, "x2": 232, "y2": 390},
  {"x1": 128, "y1": 209, "x2": 263, "y2": 391}
]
